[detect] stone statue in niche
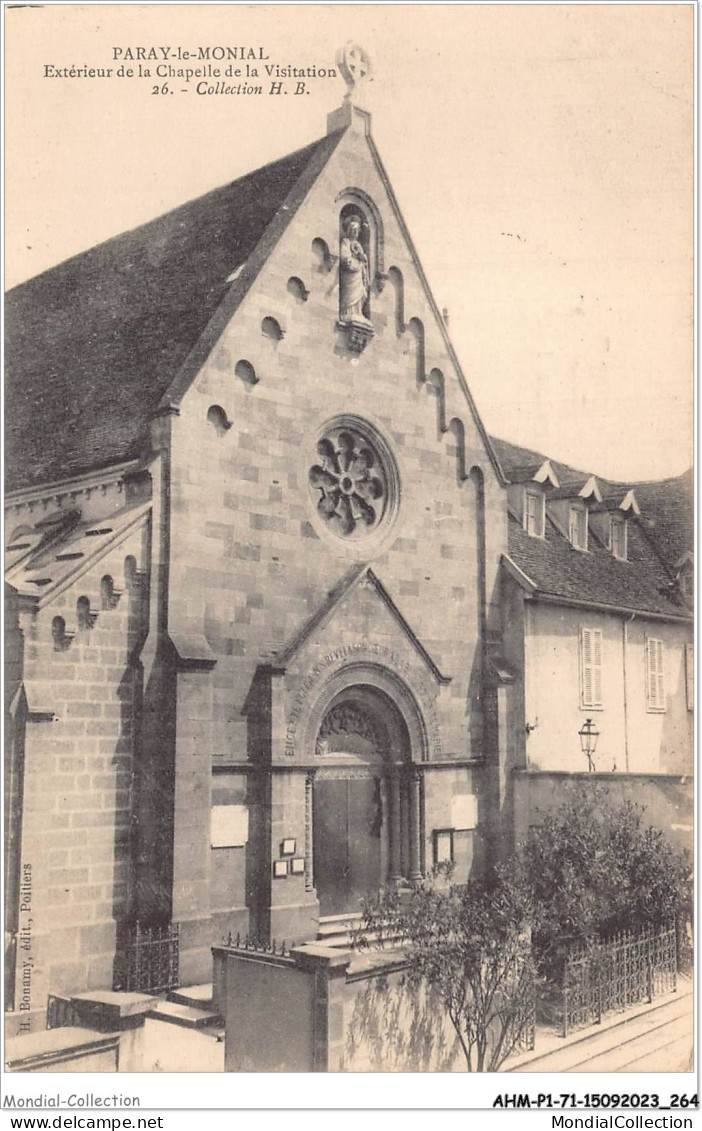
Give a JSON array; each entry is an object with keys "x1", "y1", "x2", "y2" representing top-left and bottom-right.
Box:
[{"x1": 339, "y1": 214, "x2": 371, "y2": 325}]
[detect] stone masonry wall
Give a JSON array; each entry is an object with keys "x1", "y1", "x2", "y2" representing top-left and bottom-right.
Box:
[
  {"x1": 164, "y1": 124, "x2": 509, "y2": 929},
  {"x1": 10, "y1": 521, "x2": 149, "y2": 1028}
]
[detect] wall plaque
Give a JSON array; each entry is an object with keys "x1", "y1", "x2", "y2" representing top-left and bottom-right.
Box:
[{"x1": 211, "y1": 805, "x2": 249, "y2": 848}]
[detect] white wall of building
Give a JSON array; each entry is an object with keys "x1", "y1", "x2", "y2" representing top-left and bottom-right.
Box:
[{"x1": 523, "y1": 601, "x2": 692, "y2": 775}]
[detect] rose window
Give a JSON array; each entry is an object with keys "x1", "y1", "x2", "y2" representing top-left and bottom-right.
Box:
[{"x1": 309, "y1": 426, "x2": 388, "y2": 539}]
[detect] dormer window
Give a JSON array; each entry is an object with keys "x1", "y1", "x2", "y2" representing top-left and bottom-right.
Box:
[
  {"x1": 569, "y1": 505, "x2": 588, "y2": 551},
  {"x1": 524, "y1": 490, "x2": 545, "y2": 538},
  {"x1": 610, "y1": 515, "x2": 627, "y2": 560}
]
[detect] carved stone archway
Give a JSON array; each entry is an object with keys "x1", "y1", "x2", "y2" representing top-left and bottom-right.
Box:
[{"x1": 298, "y1": 660, "x2": 429, "y2": 766}]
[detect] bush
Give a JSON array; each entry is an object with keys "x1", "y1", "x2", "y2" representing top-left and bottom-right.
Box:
[
  {"x1": 356, "y1": 791, "x2": 690, "y2": 1067},
  {"x1": 519, "y1": 789, "x2": 692, "y2": 979},
  {"x1": 358, "y1": 864, "x2": 538, "y2": 1072}
]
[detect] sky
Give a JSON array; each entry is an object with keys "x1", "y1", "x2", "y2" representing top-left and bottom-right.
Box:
[{"x1": 4, "y1": 3, "x2": 694, "y2": 481}]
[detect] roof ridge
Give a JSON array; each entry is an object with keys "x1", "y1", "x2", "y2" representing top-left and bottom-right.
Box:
[{"x1": 490, "y1": 434, "x2": 692, "y2": 491}]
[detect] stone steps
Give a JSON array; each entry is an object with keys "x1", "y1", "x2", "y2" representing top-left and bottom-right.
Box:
[
  {"x1": 145, "y1": 1000, "x2": 223, "y2": 1031},
  {"x1": 317, "y1": 912, "x2": 403, "y2": 949},
  {"x1": 168, "y1": 983, "x2": 214, "y2": 1010},
  {"x1": 141, "y1": 984, "x2": 224, "y2": 1072},
  {"x1": 317, "y1": 912, "x2": 364, "y2": 948},
  {"x1": 317, "y1": 912, "x2": 364, "y2": 934}
]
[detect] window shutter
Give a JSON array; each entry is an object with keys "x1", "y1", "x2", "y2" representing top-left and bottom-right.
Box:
[
  {"x1": 592, "y1": 631, "x2": 603, "y2": 705},
  {"x1": 656, "y1": 639, "x2": 665, "y2": 708},
  {"x1": 571, "y1": 508, "x2": 587, "y2": 550},
  {"x1": 526, "y1": 493, "x2": 535, "y2": 534},
  {"x1": 525, "y1": 491, "x2": 544, "y2": 537},
  {"x1": 611, "y1": 517, "x2": 627, "y2": 560},
  {"x1": 581, "y1": 628, "x2": 592, "y2": 705},
  {"x1": 581, "y1": 627, "x2": 603, "y2": 708},
  {"x1": 646, "y1": 638, "x2": 666, "y2": 711},
  {"x1": 646, "y1": 638, "x2": 658, "y2": 707}
]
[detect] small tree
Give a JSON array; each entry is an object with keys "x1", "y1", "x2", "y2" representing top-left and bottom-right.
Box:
[
  {"x1": 358, "y1": 865, "x2": 538, "y2": 1072},
  {"x1": 519, "y1": 789, "x2": 692, "y2": 979}
]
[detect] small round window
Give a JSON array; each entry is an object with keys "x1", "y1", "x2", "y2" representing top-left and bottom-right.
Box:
[{"x1": 308, "y1": 419, "x2": 398, "y2": 542}]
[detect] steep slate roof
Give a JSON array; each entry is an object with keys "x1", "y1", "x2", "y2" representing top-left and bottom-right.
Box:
[
  {"x1": 5, "y1": 132, "x2": 344, "y2": 491},
  {"x1": 626, "y1": 470, "x2": 694, "y2": 567},
  {"x1": 506, "y1": 511, "x2": 688, "y2": 617},
  {"x1": 493, "y1": 436, "x2": 692, "y2": 618},
  {"x1": 491, "y1": 436, "x2": 592, "y2": 494}
]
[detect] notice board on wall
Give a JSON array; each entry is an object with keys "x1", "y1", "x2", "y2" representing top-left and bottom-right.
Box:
[{"x1": 211, "y1": 805, "x2": 249, "y2": 848}]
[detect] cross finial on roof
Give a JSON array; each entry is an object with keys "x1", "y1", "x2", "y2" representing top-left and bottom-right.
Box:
[
  {"x1": 337, "y1": 41, "x2": 373, "y2": 101},
  {"x1": 327, "y1": 42, "x2": 373, "y2": 135}
]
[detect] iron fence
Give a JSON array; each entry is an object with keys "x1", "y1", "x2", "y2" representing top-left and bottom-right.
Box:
[
  {"x1": 113, "y1": 921, "x2": 180, "y2": 995},
  {"x1": 562, "y1": 923, "x2": 677, "y2": 1037},
  {"x1": 676, "y1": 916, "x2": 694, "y2": 976},
  {"x1": 222, "y1": 932, "x2": 290, "y2": 957}
]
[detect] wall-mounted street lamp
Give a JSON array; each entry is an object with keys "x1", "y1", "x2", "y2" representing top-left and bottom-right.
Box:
[{"x1": 578, "y1": 718, "x2": 600, "y2": 772}]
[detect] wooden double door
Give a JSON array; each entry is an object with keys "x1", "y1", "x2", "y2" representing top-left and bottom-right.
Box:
[{"x1": 313, "y1": 774, "x2": 383, "y2": 917}]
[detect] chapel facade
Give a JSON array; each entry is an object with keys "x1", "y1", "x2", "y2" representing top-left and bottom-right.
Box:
[
  {"x1": 5, "y1": 62, "x2": 509, "y2": 1023},
  {"x1": 4, "y1": 52, "x2": 692, "y2": 1035}
]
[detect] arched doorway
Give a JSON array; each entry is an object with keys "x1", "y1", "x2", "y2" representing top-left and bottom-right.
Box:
[{"x1": 312, "y1": 685, "x2": 412, "y2": 918}]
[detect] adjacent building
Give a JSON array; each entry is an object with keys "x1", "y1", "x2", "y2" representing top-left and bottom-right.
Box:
[{"x1": 492, "y1": 437, "x2": 693, "y2": 850}]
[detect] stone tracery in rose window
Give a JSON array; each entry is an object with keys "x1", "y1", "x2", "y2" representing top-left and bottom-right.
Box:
[{"x1": 309, "y1": 427, "x2": 387, "y2": 538}]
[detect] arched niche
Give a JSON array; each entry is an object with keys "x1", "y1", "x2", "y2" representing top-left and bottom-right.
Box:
[
  {"x1": 76, "y1": 595, "x2": 95, "y2": 631},
  {"x1": 426, "y1": 368, "x2": 447, "y2": 436},
  {"x1": 311, "y1": 237, "x2": 336, "y2": 274},
  {"x1": 469, "y1": 466, "x2": 487, "y2": 643},
  {"x1": 235, "y1": 359, "x2": 258, "y2": 386},
  {"x1": 338, "y1": 202, "x2": 372, "y2": 323},
  {"x1": 287, "y1": 276, "x2": 309, "y2": 303},
  {"x1": 124, "y1": 554, "x2": 138, "y2": 589},
  {"x1": 52, "y1": 615, "x2": 73, "y2": 652},
  {"x1": 387, "y1": 267, "x2": 405, "y2": 335},
  {"x1": 406, "y1": 318, "x2": 426, "y2": 385},
  {"x1": 100, "y1": 573, "x2": 122, "y2": 610},
  {"x1": 261, "y1": 316, "x2": 284, "y2": 342},
  {"x1": 336, "y1": 188, "x2": 385, "y2": 283},
  {"x1": 207, "y1": 404, "x2": 232, "y2": 436},
  {"x1": 448, "y1": 417, "x2": 467, "y2": 483}
]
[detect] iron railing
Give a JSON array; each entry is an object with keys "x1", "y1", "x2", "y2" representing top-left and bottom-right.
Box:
[
  {"x1": 562, "y1": 923, "x2": 677, "y2": 1037},
  {"x1": 222, "y1": 932, "x2": 290, "y2": 957},
  {"x1": 114, "y1": 921, "x2": 180, "y2": 995}
]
